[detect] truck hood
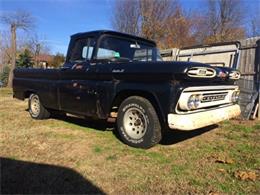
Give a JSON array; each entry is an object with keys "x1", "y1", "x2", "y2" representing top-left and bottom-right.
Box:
[{"x1": 111, "y1": 61, "x2": 240, "y2": 82}]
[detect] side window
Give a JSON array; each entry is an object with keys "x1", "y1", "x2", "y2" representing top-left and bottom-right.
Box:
[
  {"x1": 133, "y1": 49, "x2": 153, "y2": 61},
  {"x1": 97, "y1": 48, "x2": 118, "y2": 59},
  {"x1": 96, "y1": 37, "x2": 132, "y2": 60},
  {"x1": 69, "y1": 38, "x2": 95, "y2": 62}
]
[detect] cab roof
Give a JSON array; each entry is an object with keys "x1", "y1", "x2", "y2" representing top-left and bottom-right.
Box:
[{"x1": 71, "y1": 30, "x2": 156, "y2": 46}]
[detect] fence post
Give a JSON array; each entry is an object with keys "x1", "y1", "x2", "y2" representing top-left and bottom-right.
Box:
[{"x1": 256, "y1": 40, "x2": 260, "y2": 120}]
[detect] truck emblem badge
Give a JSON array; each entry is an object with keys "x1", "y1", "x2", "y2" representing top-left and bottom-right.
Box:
[
  {"x1": 187, "y1": 67, "x2": 216, "y2": 78},
  {"x1": 198, "y1": 69, "x2": 207, "y2": 75}
]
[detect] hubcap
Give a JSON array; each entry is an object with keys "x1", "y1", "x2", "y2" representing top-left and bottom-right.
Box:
[
  {"x1": 30, "y1": 95, "x2": 40, "y2": 116},
  {"x1": 123, "y1": 107, "x2": 147, "y2": 139}
]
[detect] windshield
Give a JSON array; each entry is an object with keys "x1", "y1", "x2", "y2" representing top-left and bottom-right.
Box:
[{"x1": 96, "y1": 36, "x2": 162, "y2": 62}]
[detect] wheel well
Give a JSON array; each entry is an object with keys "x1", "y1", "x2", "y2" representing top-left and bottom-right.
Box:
[
  {"x1": 111, "y1": 90, "x2": 166, "y2": 124},
  {"x1": 24, "y1": 90, "x2": 35, "y2": 99}
]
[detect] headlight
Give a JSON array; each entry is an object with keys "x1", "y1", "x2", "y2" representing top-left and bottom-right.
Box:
[
  {"x1": 231, "y1": 91, "x2": 240, "y2": 103},
  {"x1": 187, "y1": 94, "x2": 201, "y2": 110}
]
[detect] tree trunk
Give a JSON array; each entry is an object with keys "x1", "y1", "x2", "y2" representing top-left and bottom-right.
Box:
[{"x1": 8, "y1": 24, "x2": 16, "y2": 88}]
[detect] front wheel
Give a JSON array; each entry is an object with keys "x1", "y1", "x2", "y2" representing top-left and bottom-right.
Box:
[
  {"x1": 117, "y1": 96, "x2": 162, "y2": 148},
  {"x1": 28, "y1": 94, "x2": 50, "y2": 119}
]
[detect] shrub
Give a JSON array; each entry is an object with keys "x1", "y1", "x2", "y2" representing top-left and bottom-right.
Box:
[{"x1": 0, "y1": 66, "x2": 10, "y2": 87}]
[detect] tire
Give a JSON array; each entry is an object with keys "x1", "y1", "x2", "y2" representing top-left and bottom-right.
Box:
[
  {"x1": 28, "y1": 94, "x2": 50, "y2": 119},
  {"x1": 117, "y1": 96, "x2": 162, "y2": 148}
]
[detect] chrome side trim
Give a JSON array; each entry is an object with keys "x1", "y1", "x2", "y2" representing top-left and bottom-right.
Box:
[{"x1": 182, "y1": 85, "x2": 238, "y2": 92}]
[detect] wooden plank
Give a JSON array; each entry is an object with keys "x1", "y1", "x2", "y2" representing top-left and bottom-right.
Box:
[{"x1": 252, "y1": 103, "x2": 258, "y2": 119}]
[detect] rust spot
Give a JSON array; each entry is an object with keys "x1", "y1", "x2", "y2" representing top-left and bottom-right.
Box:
[{"x1": 110, "y1": 112, "x2": 118, "y2": 118}]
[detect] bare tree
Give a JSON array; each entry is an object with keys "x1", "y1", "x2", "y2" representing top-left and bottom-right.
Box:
[
  {"x1": 188, "y1": 12, "x2": 208, "y2": 45},
  {"x1": 250, "y1": 17, "x2": 260, "y2": 37},
  {"x1": 112, "y1": 0, "x2": 249, "y2": 49},
  {"x1": 112, "y1": 0, "x2": 141, "y2": 35},
  {"x1": 0, "y1": 11, "x2": 34, "y2": 87},
  {"x1": 139, "y1": 0, "x2": 176, "y2": 41},
  {"x1": 207, "y1": 0, "x2": 219, "y2": 41},
  {"x1": 248, "y1": 4, "x2": 260, "y2": 37},
  {"x1": 0, "y1": 32, "x2": 3, "y2": 73},
  {"x1": 163, "y1": 6, "x2": 197, "y2": 48},
  {"x1": 25, "y1": 34, "x2": 51, "y2": 67},
  {"x1": 203, "y1": 0, "x2": 245, "y2": 43},
  {"x1": 0, "y1": 31, "x2": 12, "y2": 68},
  {"x1": 112, "y1": 0, "x2": 179, "y2": 47}
]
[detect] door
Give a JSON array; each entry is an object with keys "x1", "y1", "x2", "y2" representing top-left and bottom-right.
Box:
[{"x1": 59, "y1": 37, "x2": 98, "y2": 116}]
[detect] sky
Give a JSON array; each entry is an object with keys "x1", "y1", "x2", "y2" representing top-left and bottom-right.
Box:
[
  {"x1": 0, "y1": 0, "x2": 258, "y2": 55},
  {"x1": 0, "y1": 0, "x2": 116, "y2": 54}
]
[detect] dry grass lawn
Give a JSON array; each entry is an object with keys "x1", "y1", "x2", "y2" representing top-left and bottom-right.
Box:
[{"x1": 0, "y1": 88, "x2": 259, "y2": 194}]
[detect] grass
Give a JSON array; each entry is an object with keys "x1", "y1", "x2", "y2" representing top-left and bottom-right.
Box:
[
  {"x1": 0, "y1": 88, "x2": 259, "y2": 194},
  {"x1": 93, "y1": 146, "x2": 103, "y2": 153}
]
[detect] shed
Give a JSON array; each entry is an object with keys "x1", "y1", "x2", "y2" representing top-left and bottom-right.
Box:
[{"x1": 161, "y1": 37, "x2": 260, "y2": 119}]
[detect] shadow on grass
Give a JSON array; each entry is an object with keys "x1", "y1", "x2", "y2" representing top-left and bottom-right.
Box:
[
  {"x1": 1, "y1": 157, "x2": 105, "y2": 194},
  {"x1": 27, "y1": 109, "x2": 218, "y2": 146},
  {"x1": 160, "y1": 125, "x2": 218, "y2": 145},
  {"x1": 55, "y1": 114, "x2": 217, "y2": 146},
  {"x1": 52, "y1": 114, "x2": 114, "y2": 131}
]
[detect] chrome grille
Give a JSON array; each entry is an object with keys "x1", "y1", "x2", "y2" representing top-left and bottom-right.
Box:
[{"x1": 201, "y1": 92, "x2": 228, "y2": 103}]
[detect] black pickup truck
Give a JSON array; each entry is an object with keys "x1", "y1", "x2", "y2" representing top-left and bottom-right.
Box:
[{"x1": 13, "y1": 30, "x2": 241, "y2": 148}]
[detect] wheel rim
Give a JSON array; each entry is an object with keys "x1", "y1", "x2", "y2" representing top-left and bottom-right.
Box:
[
  {"x1": 123, "y1": 107, "x2": 147, "y2": 139},
  {"x1": 30, "y1": 95, "x2": 40, "y2": 116}
]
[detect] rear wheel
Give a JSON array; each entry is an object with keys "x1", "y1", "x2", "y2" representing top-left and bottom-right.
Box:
[
  {"x1": 28, "y1": 94, "x2": 50, "y2": 119},
  {"x1": 117, "y1": 96, "x2": 162, "y2": 148}
]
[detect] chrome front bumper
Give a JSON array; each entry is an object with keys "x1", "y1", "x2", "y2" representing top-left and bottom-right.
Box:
[{"x1": 168, "y1": 104, "x2": 241, "y2": 130}]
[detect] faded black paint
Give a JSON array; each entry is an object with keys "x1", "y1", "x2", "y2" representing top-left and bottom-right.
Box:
[{"x1": 13, "y1": 30, "x2": 238, "y2": 124}]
